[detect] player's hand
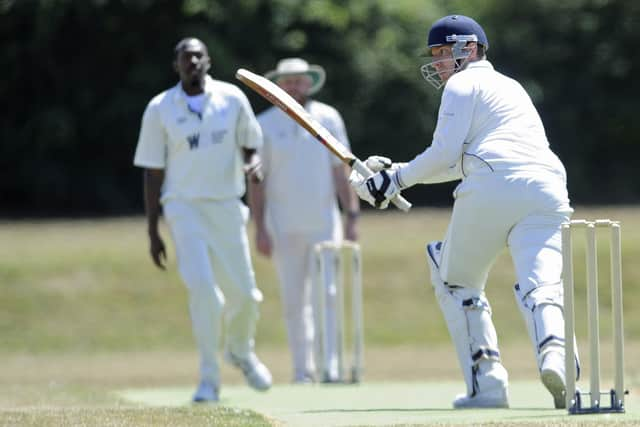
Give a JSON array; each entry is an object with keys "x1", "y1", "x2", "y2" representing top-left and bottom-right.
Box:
[
  {"x1": 365, "y1": 155, "x2": 394, "y2": 173},
  {"x1": 349, "y1": 169, "x2": 400, "y2": 209},
  {"x1": 243, "y1": 152, "x2": 264, "y2": 183},
  {"x1": 149, "y1": 231, "x2": 167, "y2": 270}
]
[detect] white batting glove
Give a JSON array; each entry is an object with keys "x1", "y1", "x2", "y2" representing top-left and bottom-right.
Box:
[
  {"x1": 365, "y1": 155, "x2": 408, "y2": 174},
  {"x1": 365, "y1": 155, "x2": 393, "y2": 173},
  {"x1": 350, "y1": 169, "x2": 401, "y2": 209}
]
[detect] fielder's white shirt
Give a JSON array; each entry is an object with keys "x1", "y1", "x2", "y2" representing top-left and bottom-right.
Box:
[
  {"x1": 258, "y1": 100, "x2": 349, "y2": 233},
  {"x1": 398, "y1": 60, "x2": 566, "y2": 187},
  {"x1": 134, "y1": 75, "x2": 262, "y2": 202}
]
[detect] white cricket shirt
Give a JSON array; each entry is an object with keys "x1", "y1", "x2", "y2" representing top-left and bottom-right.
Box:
[
  {"x1": 398, "y1": 60, "x2": 566, "y2": 187},
  {"x1": 258, "y1": 100, "x2": 349, "y2": 233},
  {"x1": 133, "y1": 75, "x2": 262, "y2": 202}
]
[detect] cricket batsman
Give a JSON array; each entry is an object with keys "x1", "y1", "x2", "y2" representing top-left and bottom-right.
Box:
[{"x1": 351, "y1": 15, "x2": 575, "y2": 409}]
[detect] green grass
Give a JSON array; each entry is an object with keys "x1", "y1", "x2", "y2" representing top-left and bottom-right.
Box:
[
  {"x1": 0, "y1": 206, "x2": 639, "y2": 425},
  {"x1": 2, "y1": 207, "x2": 638, "y2": 352},
  {"x1": 1, "y1": 407, "x2": 273, "y2": 427}
]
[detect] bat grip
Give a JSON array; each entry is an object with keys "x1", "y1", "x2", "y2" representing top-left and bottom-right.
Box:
[{"x1": 352, "y1": 159, "x2": 412, "y2": 212}]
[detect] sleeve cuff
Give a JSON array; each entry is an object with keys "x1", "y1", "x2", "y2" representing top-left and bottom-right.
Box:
[{"x1": 392, "y1": 168, "x2": 409, "y2": 190}]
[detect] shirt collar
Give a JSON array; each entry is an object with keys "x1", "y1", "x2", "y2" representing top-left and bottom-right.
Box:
[
  {"x1": 173, "y1": 75, "x2": 214, "y2": 104},
  {"x1": 465, "y1": 59, "x2": 493, "y2": 71}
]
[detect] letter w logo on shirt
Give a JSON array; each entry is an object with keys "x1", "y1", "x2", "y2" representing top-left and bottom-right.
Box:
[{"x1": 187, "y1": 133, "x2": 200, "y2": 150}]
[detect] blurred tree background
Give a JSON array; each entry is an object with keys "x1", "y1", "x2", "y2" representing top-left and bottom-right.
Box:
[{"x1": 1, "y1": 0, "x2": 638, "y2": 216}]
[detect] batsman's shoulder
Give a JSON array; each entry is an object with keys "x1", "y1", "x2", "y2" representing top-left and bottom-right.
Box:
[{"x1": 443, "y1": 72, "x2": 477, "y2": 98}]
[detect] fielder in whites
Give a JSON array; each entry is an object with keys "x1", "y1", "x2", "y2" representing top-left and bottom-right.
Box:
[
  {"x1": 249, "y1": 58, "x2": 360, "y2": 383},
  {"x1": 351, "y1": 15, "x2": 574, "y2": 408},
  {"x1": 133, "y1": 37, "x2": 271, "y2": 402}
]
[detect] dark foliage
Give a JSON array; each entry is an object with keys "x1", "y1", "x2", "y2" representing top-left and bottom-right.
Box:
[{"x1": 1, "y1": 0, "x2": 638, "y2": 216}]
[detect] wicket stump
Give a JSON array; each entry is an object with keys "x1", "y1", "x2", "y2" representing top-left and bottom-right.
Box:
[
  {"x1": 312, "y1": 240, "x2": 364, "y2": 383},
  {"x1": 562, "y1": 219, "x2": 625, "y2": 414}
]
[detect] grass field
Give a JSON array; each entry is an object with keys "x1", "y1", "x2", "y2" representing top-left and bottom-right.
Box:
[{"x1": 1, "y1": 206, "x2": 639, "y2": 426}]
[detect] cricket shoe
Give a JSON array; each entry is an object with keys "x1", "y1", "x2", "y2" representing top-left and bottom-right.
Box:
[
  {"x1": 320, "y1": 373, "x2": 342, "y2": 384},
  {"x1": 320, "y1": 356, "x2": 342, "y2": 383},
  {"x1": 453, "y1": 386, "x2": 509, "y2": 409},
  {"x1": 540, "y1": 351, "x2": 566, "y2": 409},
  {"x1": 293, "y1": 373, "x2": 315, "y2": 384},
  {"x1": 453, "y1": 363, "x2": 509, "y2": 409},
  {"x1": 192, "y1": 380, "x2": 219, "y2": 403},
  {"x1": 225, "y1": 350, "x2": 272, "y2": 391}
]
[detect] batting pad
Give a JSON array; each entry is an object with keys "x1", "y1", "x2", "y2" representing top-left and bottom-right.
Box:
[{"x1": 426, "y1": 242, "x2": 506, "y2": 397}]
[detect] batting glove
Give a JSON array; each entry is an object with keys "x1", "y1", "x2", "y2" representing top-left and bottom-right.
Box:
[
  {"x1": 365, "y1": 155, "x2": 408, "y2": 173},
  {"x1": 350, "y1": 169, "x2": 401, "y2": 209},
  {"x1": 364, "y1": 155, "x2": 393, "y2": 173}
]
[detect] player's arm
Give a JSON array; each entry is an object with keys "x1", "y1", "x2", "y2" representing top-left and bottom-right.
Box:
[
  {"x1": 237, "y1": 89, "x2": 271, "y2": 255},
  {"x1": 351, "y1": 81, "x2": 473, "y2": 208},
  {"x1": 247, "y1": 173, "x2": 272, "y2": 257},
  {"x1": 326, "y1": 109, "x2": 359, "y2": 239},
  {"x1": 134, "y1": 99, "x2": 168, "y2": 270},
  {"x1": 365, "y1": 155, "x2": 462, "y2": 184},
  {"x1": 143, "y1": 168, "x2": 167, "y2": 270},
  {"x1": 333, "y1": 163, "x2": 359, "y2": 241},
  {"x1": 235, "y1": 86, "x2": 264, "y2": 184}
]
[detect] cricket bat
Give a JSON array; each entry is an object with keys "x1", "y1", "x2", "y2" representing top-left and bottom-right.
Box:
[{"x1": 236, "y1": 68, "x2": 411, "y2": 212}]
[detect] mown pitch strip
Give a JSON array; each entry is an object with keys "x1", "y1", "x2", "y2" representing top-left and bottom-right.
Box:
[{"x1": 118, "y1": 381, "x2": 637, "y2": 426}]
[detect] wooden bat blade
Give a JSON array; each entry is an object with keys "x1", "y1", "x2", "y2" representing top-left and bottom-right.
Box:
[
  {"x1": 236, "y1": 68, "x2": 354, "y2": 163},
  {"x1": 235, "y1": 68, "x2": 411, "y2": 212}
]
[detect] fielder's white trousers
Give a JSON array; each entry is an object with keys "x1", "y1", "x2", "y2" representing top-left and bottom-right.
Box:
[
  {"x1": 163, "y1": 198, "x2": 263, "y2": 385},
  {"x1": 271, "y1": 223, "x2": 342, "y2": 382},
  {"x1": 439, "y1": 171, "x2": 573, "y2": 292}
]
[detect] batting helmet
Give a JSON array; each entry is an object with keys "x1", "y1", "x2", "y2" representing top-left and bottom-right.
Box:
[
  {"x1": 427, "y1": 15, "x2": 489, "y2": 51},
  {"x1": 421, "y1": 15, "x2": 488, "y2": 89}
]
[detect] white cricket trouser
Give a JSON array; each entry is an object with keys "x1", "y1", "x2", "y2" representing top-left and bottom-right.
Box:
[
  {"x1": 271, "y1": 223, "x2": 342, "y2": 382},
  {"x1": 163, "y1": 198, "x2": 263, "y2": 385},
  {"x1": 433, "y1": 170, "x2": 571, "y2": 397},
  {"x1": 439, "y1": 171, "x2": 572, "y2": 291}
]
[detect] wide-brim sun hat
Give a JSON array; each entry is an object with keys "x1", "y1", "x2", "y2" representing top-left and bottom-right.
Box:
[{"x1": 265, "y1": 58, "x2": 326, "y2": 95}]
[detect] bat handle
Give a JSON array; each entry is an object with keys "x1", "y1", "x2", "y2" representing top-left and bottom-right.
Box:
[
  {"x1": 391, "y1": 192, "x2": 412, "y2": 212},
  {"x1": 351, "y1": 159, "x2": 412, "y2": 212}
]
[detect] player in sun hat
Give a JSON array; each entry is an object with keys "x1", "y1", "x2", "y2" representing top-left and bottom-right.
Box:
[
  {"x1": 264, "y1": 57, "x2": 326, "y2": 95},
  {"x1": 249, "y1": 57, "x2": 359, "y2": 383}
]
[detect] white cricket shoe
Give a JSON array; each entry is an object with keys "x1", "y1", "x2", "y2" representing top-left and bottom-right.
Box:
[
  {"x1": 320, "y1": 356, "x2": 342, "y2": 383},
  {"x1": 540, "y1": 351, "x2": 566, "y2": 409},
  {"x1": 453, "y1": 363, "x2": 509, "y2": 409},
  {"x1": 192, "y1": 380, "x2": 219, "y2": 403},
  {"x1": 225, "y1": 350, "x2": 272, "y2": 391},
  {"x1": 453, "y1": 388, "x2": 509, "y2": 409}
]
